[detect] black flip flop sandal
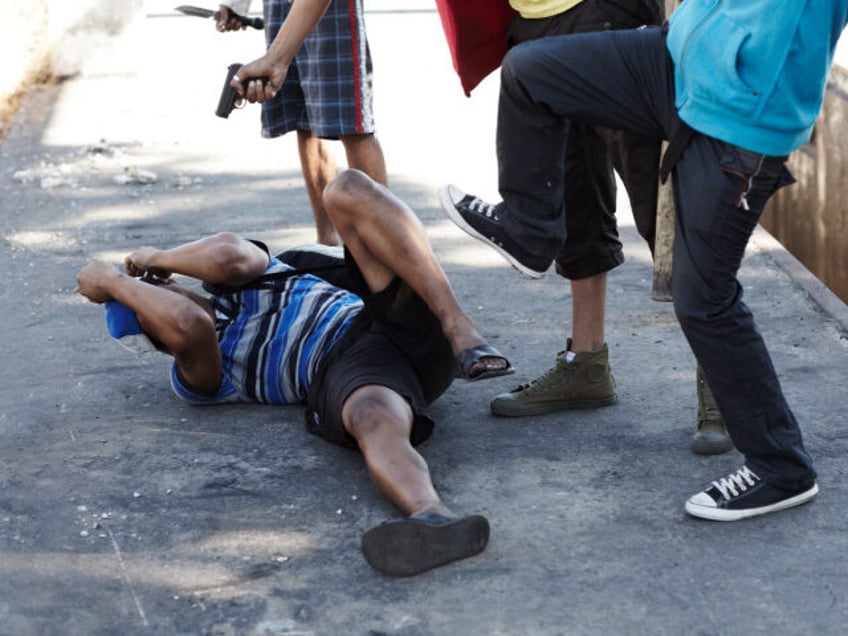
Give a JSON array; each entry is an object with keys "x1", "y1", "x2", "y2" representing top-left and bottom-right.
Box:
[
  {"x1": 361, "y1": 512, "x2": 490, "y2": 577},
  {"x1": 454, "y1": 344, "x2": 514, "y2": 381}
]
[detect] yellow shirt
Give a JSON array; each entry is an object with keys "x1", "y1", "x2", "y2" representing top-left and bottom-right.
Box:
[{"x1": 509, "y1": 0, "x2": 584, "y2": 20}]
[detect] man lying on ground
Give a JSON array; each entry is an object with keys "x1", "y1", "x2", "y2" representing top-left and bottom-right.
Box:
[{"x1": 76, "y1": 169, "x2": 513, "y2": 576}]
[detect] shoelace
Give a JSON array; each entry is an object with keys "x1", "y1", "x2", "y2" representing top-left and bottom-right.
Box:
[
  {"x1": 467, "y1": 197, "x2": 499, "y2": 220},
  {"x1": 516, "y1": 353, "x2": 573, "y2": 394},
  {"x1": 712, "y1": 466, "x2": 760, "y2": 500}
]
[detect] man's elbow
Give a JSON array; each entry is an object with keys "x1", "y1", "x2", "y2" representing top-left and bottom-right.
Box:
[
  {"x1": 207, "y1": 232, "x2": 267, "y2": 284},
  {"x1": 166, "y1": 304, "x2": 217, "y2": 354}
]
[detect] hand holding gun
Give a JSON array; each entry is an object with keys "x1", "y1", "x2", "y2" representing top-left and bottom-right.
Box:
[{"x1": 215, "y1": 63, "x2": 268, "y2": 118}]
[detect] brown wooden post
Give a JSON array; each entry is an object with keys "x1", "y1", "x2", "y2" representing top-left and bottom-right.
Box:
[
  {"x1": 651, "y1": 144, "x2": 674, "y2": 301},
  {"x1": 651, "y1": 0, "x2": 683, "y2": 302}
]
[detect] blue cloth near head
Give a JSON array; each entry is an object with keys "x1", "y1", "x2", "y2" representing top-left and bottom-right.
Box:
[
  {"x1": 105, "y1": 300, "x2": 142, "y2": 338},
  {"x1": 104, "y1": 300, "x2": 157, "y2": 353}
]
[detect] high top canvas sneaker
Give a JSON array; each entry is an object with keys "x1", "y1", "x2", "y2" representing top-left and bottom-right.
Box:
[
  {"x1": 691, "y1": 365, "x2": 733, "y2": 455},
  {"x1": 490, "y1": 341, "x2": 617, "y2": 417}
]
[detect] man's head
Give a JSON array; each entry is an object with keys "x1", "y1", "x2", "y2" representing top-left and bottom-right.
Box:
[{"x1": 78, "y1": 259, "x2": 211, "y2": 356}]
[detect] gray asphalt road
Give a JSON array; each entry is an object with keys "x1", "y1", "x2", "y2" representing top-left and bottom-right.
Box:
[{"x1": 1, "y1": 5, "x2": 847, "y2": 635}]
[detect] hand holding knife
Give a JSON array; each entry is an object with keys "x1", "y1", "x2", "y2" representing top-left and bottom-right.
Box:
[{"x1": 175, "y1": 5, "x2": 264, "y2": 30}]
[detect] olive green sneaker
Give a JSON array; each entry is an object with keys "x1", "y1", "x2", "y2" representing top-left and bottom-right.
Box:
[
  {"x1": 490, "y1": 340, "x2": 617, "y2": 417},
  {"x1": 691, "y1": 365, "x2": 734, "y2": 455}
]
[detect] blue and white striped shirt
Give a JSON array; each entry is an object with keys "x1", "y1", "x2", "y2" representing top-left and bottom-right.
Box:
[{"x1": 170, "y1": 256, "x2": 363, "y2": 405}]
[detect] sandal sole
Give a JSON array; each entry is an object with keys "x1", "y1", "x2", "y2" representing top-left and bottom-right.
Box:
[{"x1": 361, "y1": 515, "x2": 490, "y2": 577}]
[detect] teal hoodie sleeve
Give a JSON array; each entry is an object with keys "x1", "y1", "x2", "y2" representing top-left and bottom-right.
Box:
[{"x1": 666, "y1": 0, "x2": 848, "y2": 156}]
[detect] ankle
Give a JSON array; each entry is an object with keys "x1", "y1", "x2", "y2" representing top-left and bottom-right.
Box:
[
  {"x1": 443, "y1": 317, "x2": 484, "y2": 355},
  {"x1": 566, "y1": 337, "x2": 605, "y2": 354},
  {"x1": 411, "y1": 502, "x2": 454, "y2": 519}
]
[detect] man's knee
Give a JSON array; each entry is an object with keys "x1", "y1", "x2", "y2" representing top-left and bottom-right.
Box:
[
  {"x1": 324, "y1": 169, "x2": 372, "y2": 215},
  {"x1": 502, "y1": 36, "x2": 558, "y2": 92},
  {"x1": 672, "y1": 277, "x2": 742, "y2": 334},
  {"x1": 502, "y1": 38, "x2": 536, "y2": 78},
  {"x1": 343, "y1": 386, "x2": 412, "y2": 444},
  {"x1": 672, "y1": 277, "x2": 705, "y2": 329}
]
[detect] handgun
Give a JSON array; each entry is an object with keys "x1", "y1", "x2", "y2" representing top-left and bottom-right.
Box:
[
  {"x1": 215, "y1": 64, "x2": 268, "y2": 119},
  {"x1": 216, "y1": 63, "x2": 246, "y2": 118}
]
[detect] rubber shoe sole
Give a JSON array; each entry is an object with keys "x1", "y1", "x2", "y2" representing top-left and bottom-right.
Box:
[
  {"x1": 361, "y1": 513, "x2": 490, "y2": 577},
  {"x1": 491, "y1": 393, "x2": 617, "y2": 417}
]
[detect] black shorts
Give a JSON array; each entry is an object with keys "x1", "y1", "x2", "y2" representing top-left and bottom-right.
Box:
[{"x1": 305, "y1": 254, "x2": 454, "y2": 450}]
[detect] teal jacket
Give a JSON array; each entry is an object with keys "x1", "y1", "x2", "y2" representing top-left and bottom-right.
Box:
[{"x1": 666, "y1": 0, "x2": 848, "y2": 155}]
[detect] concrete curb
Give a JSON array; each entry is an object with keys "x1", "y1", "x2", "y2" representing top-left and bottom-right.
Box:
[{"x1": 753, "y1": 224, "x2": 848, "y2": 334}]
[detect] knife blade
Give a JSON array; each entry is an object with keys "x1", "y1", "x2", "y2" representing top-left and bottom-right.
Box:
[{"x1": 175, "y1": 5, "x2": 264, "y2": 30}]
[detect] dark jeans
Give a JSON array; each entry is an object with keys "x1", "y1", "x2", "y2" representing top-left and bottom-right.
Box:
[
  {"x1": 498, "y1": 27, "x2": 815, "y2": 487},
  {"x1": 506, "y1": 0, "x2": 662, "y2": 280}
]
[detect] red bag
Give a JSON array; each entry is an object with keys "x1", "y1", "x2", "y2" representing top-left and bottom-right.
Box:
[{"x1": 435, "y1": 0, "x2": 517, "y2": 96}]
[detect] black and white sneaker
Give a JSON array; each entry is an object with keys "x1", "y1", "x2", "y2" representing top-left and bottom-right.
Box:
[
  {"x1": 685, "y1": 465, "x2": 818, "y2": 521},
  {"x1": 438, "y1": 184, "x2": 549, "y2": 279}
]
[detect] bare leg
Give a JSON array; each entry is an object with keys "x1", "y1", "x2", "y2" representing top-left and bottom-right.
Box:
[
  {"x1": 343, "y1": 385, "x2": 452, "y2": 518},
  {"x1": 569, "y1": 272, "x2": 606, "y2": 352},
  {"x1": 346, "y1": 384, "x2": 490, "y2": 576},
  {"x1": 297, "y1": 129, "x2": 341, "y2": 246},
  {"x1": 322, "y1": 169, "x2": 497, "y2": 361},
  {"x1": 340, "y1": 133, "x2": 388, "y2": 186}
]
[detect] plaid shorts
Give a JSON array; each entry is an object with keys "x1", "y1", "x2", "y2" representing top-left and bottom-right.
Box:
[{"x1": 261, "y1": 0, "x2": 375, "y2": 139}]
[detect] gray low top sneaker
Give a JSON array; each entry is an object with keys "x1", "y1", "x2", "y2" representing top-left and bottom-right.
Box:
[{"x1": 491, "y1": 340, "x2": 617, "y2": 417}]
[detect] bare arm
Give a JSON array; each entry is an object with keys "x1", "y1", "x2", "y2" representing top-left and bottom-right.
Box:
[
  {"x1": 231, "y1": 0, "x2": 332, "y2": 103},
  {"x1": 77, "y1": 260, "x2": 223, "y2": 394},
  {"x1": 124, "y1": 232, "x2": 270, "y2": 286}
]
